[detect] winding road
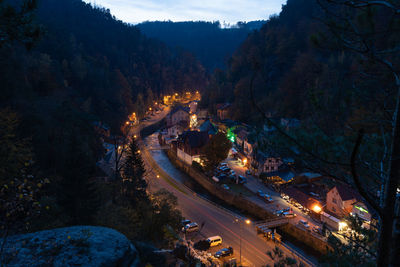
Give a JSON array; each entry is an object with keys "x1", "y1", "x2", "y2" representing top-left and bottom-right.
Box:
[{"x1": 133, "y1": 106, "x2": 316, "y2": 266}]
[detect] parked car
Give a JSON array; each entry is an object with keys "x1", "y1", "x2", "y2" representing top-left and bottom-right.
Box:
[
  {"x1": 182, "y1": 222, "x2": 200, "y2": 232},
  {"x1": 220, "y1": 163, "x2": 228, "y2": 167},
  {"x1": 214, "y1": 247, "x2": 233, "y2": 258},
  {"x1": 245, "y1": 170, "x2": 251, "y2": 175},
  {"x1": 257, "y1": 190, "x2": 264, "y2": 197},
  {"x1": 275, "y1": 209, "x2": 284, "y2": 216},
  {"x1": 312, "y1": 226, "x2": 321, "y2": 234},
  {"x1": 222, "y1": 184, "x2": 230, "y2": 190},
  {"x1": 282, "y1": 212, "x2": 297, "y2": 218},
  {"x1": 238, "y1": 175, "x2": 247, "y2": 184},
  {"x1": 299, "y1": 220, "x2": 310, "y2": 228},
  {"x1": 282, "y1": 207, "x2": 291, "y2": 212},
  {"x1": 206, "y1": 236, "x2": 222, "y2": 247},
  {"x1": 181, "y1": 219, "x2": 191, "y2": 227}
]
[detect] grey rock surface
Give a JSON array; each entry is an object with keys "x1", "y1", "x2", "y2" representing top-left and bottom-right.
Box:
[{"x1": 2, "y1": 226, "x2": 140, "y2": 267}]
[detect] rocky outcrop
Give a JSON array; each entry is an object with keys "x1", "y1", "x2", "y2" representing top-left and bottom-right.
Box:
[{"x1": 2, "y1": 226, "x2": 140, "y2": 267}]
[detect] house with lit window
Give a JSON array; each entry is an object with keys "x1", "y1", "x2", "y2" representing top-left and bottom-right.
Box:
[
  {"x1": 326, "y1": 184, "x2": 367, "y2": 219},
  {"x1": 166, "y1": 120, "x2": 189, "y2": 138},
  {"x1": 166, "y1": 106, "x2": 190, "y2": 127},
  {"x1": 176, "y1": 131, "x2": 209, "y2": 165},
  {"x1": 188, "y1": 100, "x2": 199, "y2": 114},
  {"x1": 251, "y1": 151, "x2": 283, "y2": 176}
]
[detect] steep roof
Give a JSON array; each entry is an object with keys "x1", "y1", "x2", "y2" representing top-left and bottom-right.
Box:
[
  {"x1": 179, "y1": 131, "x2": 209, "y2": 148},
  {"x1": 170, "y1": 106, "x2": 190, "y2": 115},
  {"x1": 335, "y1": 184, "x2": 362, "y2": 201},
  {"x1": 199, "y1": 120, "x2": 218, "y2": 135},
  {"x1": 282, "y1": 187, "x2": 321, "y2": 209}
]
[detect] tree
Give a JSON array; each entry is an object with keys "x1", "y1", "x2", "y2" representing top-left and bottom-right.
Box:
[
  {"x1": 146, "y1": 189, "x2": 183, "y2": 246},
  {"x1": 246, "y1": 1, "x2": 400, "y2": 266},
  {"x1": 58, "y1": 134, "x2": 99, "y2": 225},
  {"x1": 201, "y1": 131, "x2": 232, "y2": 171},
  {"x1": 120, "y1": 138, "x2": 147, "y2": 206},
  {"x1": 0, "y1": 0, "x2": 40, "y2": 49},
  {"x1": 314, "y1": 1, "x2": 400, "y2": 266},
  {"x1": 0, "y1": 109, "x2": 31, "y2": 183}
]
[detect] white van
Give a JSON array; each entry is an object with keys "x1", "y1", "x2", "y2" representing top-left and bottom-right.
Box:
[{"x1": 206, "y1": 236, "x2": 222, "y2": 247}]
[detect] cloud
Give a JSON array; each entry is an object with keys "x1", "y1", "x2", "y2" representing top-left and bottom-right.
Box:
[{"x1": 83, "y1": 0, "x2": 286, "y2": 24}]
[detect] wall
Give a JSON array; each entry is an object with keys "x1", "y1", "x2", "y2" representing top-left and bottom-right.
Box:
[
  {"x1": 281, "y1": 223, "x2": 332, "y2": 255},
  {"x1": 168, "y1": 150, "x2": 274, "y2": 220},
  {"x1": 168, "y1": 150, "x2": 332, "y2": 256}
]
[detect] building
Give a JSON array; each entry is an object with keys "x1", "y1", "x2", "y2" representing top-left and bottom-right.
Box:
[
  {"x1": 177, "y1": 131, "x2": 209, "y2": 165},
  {"x1": 260, "y1": 169, "x2": 295, "y2": 184},
  {"x1": 166, "y1": 106, "x2": 190, "y2": 127},
  {"x1": 166, "y1": 121, "x2": 189, "y2": 138},
  {"x1": 216, "y1": 103, "x2": 231, "y2": 120},
  {"x1": 326, "y1": 184, "x2": 364, "y2": 218},
  {"x1": 294, "y1": 172, "x2": 322, "y2": 184},
  {"x1": 281, "y1": 187, "x2": 322, "y2": 213},
  {"x1": 235, "y1": 129, "x2": 248, "y2": 150},
  {"x1": 251, "y1": 151, "x2": 283, "y2": 176},
  {"x1": 188, "y1": 100, "x2": 199, "y2": 114}
]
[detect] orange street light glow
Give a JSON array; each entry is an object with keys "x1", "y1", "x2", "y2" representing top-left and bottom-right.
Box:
[
  {"x1": 245, "y1": 219, "x2": 251, "y2": 224},
  {"x1": 156, "y1": 175, "x2": 160, "y2": 178},
  {"x1": 243, "y1": 158, "x2": 248, "y2": 164},
  {"x1": 312, "y1": 205, "x2": 322, "y2": 213}
]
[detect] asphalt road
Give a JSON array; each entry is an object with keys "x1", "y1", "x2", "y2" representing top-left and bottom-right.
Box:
[
  {"x1": 142, "y1": 133, "x2": 314, "y2": 266},
  {"x1": 132, "y1": 105, "x2": 315, "y2": 266}
]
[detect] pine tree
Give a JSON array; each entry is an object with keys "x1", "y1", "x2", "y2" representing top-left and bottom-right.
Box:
[{"x1": 121, "y1": 138, "x2": 147, "y2": 206}]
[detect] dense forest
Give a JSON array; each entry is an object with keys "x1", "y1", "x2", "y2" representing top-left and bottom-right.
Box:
[
  {"x1": 199, "y1": 0, "x2": 400, "y2": 265},
  {"x1": 0, "y1": 0, "x2": 206, "y2": 263},
  {"x1": 201, "y1": 0, "x2": 397, "y2": 127},
  {"x1": 137, "y1": 20, "x2": 265, "y2": 71}
]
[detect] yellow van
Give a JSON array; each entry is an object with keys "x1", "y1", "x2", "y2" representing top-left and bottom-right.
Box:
[{"x1": 206, "y1": 236, "x2": 222, "y2": 247}]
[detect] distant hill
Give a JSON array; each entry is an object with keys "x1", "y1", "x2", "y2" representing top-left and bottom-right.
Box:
[{"x1": 137, "y1": 20, "x2": 266, "y2": 71}]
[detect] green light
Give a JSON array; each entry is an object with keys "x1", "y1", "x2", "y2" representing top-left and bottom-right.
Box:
[
  {"x1": 226, "y1": 128, "x2": 235, "y2": 143},
  {"x1": 354, "y1": 205, "x2": 368, "y2": 213}
]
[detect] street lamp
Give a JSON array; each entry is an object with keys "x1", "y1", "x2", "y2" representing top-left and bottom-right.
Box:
[{"x1": 235, "y1": 217, "x2": 251, "y2": 264}]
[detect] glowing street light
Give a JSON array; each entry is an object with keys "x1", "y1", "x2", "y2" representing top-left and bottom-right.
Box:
[
  {"x1": 312, "y1": 205, "x2": 322, "y2": 213},
  {"x1": 125, "y1": 121, "x2": 129, "y2": 125},
  {"x1": 137, "y1": 150, "x2": 141, "y2": 154},
  {"x1": 243, "y1": 158, "x2": 248, "y2": 165},
  {"x1": 133, "y1": 135, "x2": 137, "y2": 139},
  {"x1": 235, "y1": 218, "x2": 251, "y2": 264},
  {"x1": 156, "y1": 175, "x2": 160, "y2": 178}
]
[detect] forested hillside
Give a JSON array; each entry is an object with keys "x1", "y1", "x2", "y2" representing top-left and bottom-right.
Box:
[
  {"x1": 0, "y1": 0, "x2": 205, "y2": 253},
  {"x1": 137, "y1": 20, "x2": 265, "y2": 71},
  {"x1": 2, "y1": 0, "x2": 208, "y2": 131},
  {"x1": 201, "y1": 0, "x2": 397, "y2": 127}
]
